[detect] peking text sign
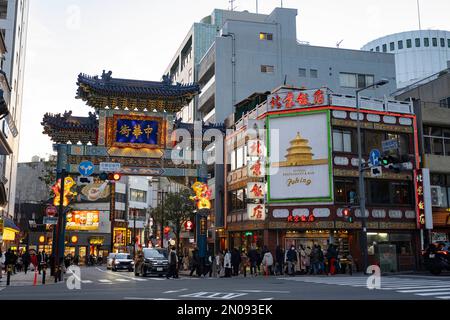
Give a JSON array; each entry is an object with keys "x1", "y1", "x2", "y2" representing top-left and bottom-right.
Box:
[
  {"x1": 267, "y1": 110, "x2": 333, "y2": 203},
  {"x1": 268, "y1": 89, "x2": 328, "y2": 113}
]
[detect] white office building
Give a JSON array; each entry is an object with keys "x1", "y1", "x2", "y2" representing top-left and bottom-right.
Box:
[
  {"x1": 0, "y1": 0, "x2": 29, "y2": 218},
  {"x1": 362, "y1": 30, "x2": 450, "y2": 89}
]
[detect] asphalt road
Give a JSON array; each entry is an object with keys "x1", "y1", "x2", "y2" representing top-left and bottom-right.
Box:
[{"x1": 1, "y1": 266, "x2": 450, "y2": 300}]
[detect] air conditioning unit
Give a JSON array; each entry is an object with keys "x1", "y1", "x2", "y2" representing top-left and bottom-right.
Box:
[{"x1": 430, "y1": 185, "x2": 443, "y2": 207}]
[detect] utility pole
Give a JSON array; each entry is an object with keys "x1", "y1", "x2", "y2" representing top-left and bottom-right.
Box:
[
  {"x1": 417, "y1": 0, "x2": 422, "y2": 30},
  {"x1": 356, "y1": 79, "x2": 389, "y2": 274},
  {"x1": 159, "y1": 190, "x2": 166, "y2": 248}
]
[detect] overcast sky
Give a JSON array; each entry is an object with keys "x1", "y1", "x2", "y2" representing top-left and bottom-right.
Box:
[{"x1": 19, "y1": 0, "x2": 450, "y2": 162}]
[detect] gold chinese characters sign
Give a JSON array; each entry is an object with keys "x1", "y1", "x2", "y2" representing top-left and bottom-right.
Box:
[{"x1": 108, "y1": 115, "x2": 166, "y2": 149}]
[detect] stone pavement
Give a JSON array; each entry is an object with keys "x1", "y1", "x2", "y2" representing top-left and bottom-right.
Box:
[{"x1": 0, "y1": 267, "x2": 55, "y2": 287}]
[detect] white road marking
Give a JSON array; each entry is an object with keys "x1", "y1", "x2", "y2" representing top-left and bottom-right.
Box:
[
  {"x1": 180, "y1": 291, "x2": 248, "y2": 300},
  {"x1": 259, "y1": 297, "x2": 274, "y2": 300},
  {"x1": 398, "y1": 287, "x2": 450, "y2": 293},
  {"x1": 164, "y1": 288, "x2": 188, "y2": 294},
  {"x1": 123, "y1": 297, "x2": 179, "y2": 300},
  {"x1": 98, "y1": 279, "x2": 112, "y2": 283},
  {"x1": 81, "y1": 280, "x2": 93, "y2": 284},
  {"x1": 237, "y1": 289, "x2": 290, "y2": 293},
  {"x1": 416, "y1": 291, "x2": 450, "y2": 296},
  {"x1": 436, "y1": 296, "x2": 450, "y2": 299},
  {"x1": 95, "y1": 267, "x2": 147, "y2": 282},
  {"x1": 115, "y1": 278, "x2": 130, "y2": 282}
]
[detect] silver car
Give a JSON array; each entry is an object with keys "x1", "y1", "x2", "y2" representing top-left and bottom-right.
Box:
[
  {"x1": 106, "y1": 253, "x2": 117, "y2": 270},
  {"x1": 111, "y1": 253, "x2": 134, "y2": 272}
]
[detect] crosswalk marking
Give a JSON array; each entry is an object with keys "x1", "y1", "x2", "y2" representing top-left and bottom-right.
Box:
[
  {"x1": 179, "y1": 291, "x2": 248, "y2": 300},
  {"x1": 98, "y1": 279, "x2": 112, "y2": 283},
  {"x1": 81, "y1": 280, "x2": 93, "y2": 284},
  {"x1": 277, "y1": 276, "x2": 450, "y2": 300},
  {"x1": 115, "y1": 279, "x2": 130, "y2": 282}
]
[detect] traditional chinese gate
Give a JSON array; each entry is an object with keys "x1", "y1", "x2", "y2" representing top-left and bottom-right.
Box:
[{"x1": 42, "y1": 71, "x2": 217, "y2": 274}]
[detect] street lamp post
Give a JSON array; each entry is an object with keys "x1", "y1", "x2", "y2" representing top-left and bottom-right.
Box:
[
  {"x1": 159, "y1": 190, "x2": 167, "y2": 248},
  {"x1": 356, "y1": 79, "x2": 389, "y2": 274}
]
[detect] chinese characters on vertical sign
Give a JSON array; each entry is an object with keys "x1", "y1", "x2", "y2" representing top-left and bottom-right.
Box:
[
  {"x1": 246, "y1": 120, "x2": 267, "y2": 221},
  {"x1": 269, "y1": 89, "x2": 327, "y2": 112},
  {"x1": 415, "y1": 169, "x2": 426, "y2": 228}
]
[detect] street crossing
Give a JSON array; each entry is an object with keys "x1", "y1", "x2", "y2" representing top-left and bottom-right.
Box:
[{"x1": 277, "y1": 276, "x2": 450, "y2": 299}]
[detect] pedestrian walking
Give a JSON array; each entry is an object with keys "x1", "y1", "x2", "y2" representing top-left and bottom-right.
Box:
[
  {"x1": 167, "y1": 246, "x2": 178, "y2": 279},
  {"x1": 248, "y1": 246, "x2": 259, "y2": 276},
  {"x1": 286, "y1": 245, "x2": 297, "y2": 276},
  {"x1": 299, "y1": 245, "x2": 307, "y2": 275},
  {"x1": 261, "y1": 246, "x2": 274, "y2": 276},
  {"x1": 224, "y1": 249, "x2": 232, "y2": 278},
  {"x1": 203, "y1": 249, "x2": 214, "y2": 277},
  {"x1": 310, "y1": 245, "x2": 320, "y2": 275},
  {"x1": 304, "y1": 246, "x2": 311, "y2": 274},
  {"x1": 231, "y1": 248, "x2": 241, "y2": 276},
  {"x1": 38, "y1": 251, "x2": 48, "y2": 275},
  {"x1": 189, "y1": 248, "x2": 200, "y2": 277},
  {"x1": 240, "y1": 249, "x2": 249, "y2": 277},
  {"x1": 275, "y1": 246, "x2": 284, "y2": 276},
  {"x1": 22, "y1": 250, "x2": 31, "y2": 274},
  {"x1": 326, "y1": 244, "x2": 338, "y2": 276},
  {"x1": 216, "y1": 251, "x2": 224, "y2": 277}
]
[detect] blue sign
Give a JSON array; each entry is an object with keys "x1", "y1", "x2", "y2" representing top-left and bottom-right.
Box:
[
  {"x1": 115, "y1": 119, "x2": 159, "y2": 146},
  {"x1": 369, "y1": 149, "x2": 381, "y2": 166},
  {"x1": 78, "y1": 161, "x2": 94, "y2": 177}
]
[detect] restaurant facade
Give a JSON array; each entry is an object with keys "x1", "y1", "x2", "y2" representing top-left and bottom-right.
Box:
[{"x1": 224, "y1": 86, "x2": 423, "y2": 272}]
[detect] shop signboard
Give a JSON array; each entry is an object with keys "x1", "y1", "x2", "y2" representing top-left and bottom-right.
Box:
[
  {"x1": 247, "y1": 139, "x2": 265, "y2": 157},
  {"x1": 99, "y1": 162, "x2": 121, "y2": 172},
  {"x1": 74, "y1": 181, "x2": 110, "y2": 203},
  {"x1": 267, "y1": 89, "x2": 328, "y2": 113},
  {"x1": 247, "y1": 204, "x2": 266, "y2": 221},
  {"x1": 43, "y1": 216, "x2": 58, "y2": 225},
  {"x1": 267, "y1": 110, "x2": 333, "y2": 203},
  {"x1": 247, "y1": 159, "x2": 265, "y2": 177},
  {"x1": 247, "y1": 182, "x2": 265, "y2": 199},
  {"x1": 111, "y1": 115, "x2": 165, "y2": 149},
  {"x1": 66, "y1": 210, "x2": 100, "y2": 231},
  {"x1": 414, "y1": 169, "x2": 433, "y2": 229}
]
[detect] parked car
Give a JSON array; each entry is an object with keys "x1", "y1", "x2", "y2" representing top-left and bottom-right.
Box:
[
  {"x1": 111, "y1": 253, "x2": 134, "y2": 272},
  {"x1": 106, "y1": 253, "x2": 117, "y2": 270},
  {"x1": 134, "y1": 248, "x2": 169, "y2": 277},
  {"x1": 422, "y1": 242, "x2": 450, "y2": 275}
]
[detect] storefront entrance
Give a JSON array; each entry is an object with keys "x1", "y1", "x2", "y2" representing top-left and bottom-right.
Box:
[{"x1": 284, "y1": 230, "x2": 351, "y2": 257}]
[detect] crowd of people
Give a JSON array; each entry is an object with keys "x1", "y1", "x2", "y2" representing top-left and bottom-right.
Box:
[
  {"x1": 0, "y1": 248, "x2": 51, "y2": 281},
  {"x1": 179, "y1": 243, "x2": 354, "y2": 278}
]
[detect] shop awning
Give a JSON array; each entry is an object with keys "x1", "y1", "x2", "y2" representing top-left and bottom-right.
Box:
[{"x1": 3, "y1": 216, "x2": 20, "y2": 232}]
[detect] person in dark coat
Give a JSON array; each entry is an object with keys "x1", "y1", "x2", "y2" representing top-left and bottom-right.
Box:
[
  {"x1": 37, "y1": 251, "x2": 48, "y2": 274},
  {"x1": 231, "y1": 248, "x2": 241, "y2": 276},
  {"x1": 189, "y1": 248, "x2": 200, "y2": 277},
  {"x1": 286, "y1": 245, "x2": 297, "y2": 276},
  {"x1": 275, "y1": 246, "x2": 284, "y2": 275},
  {"x1": 22, "y1": 250, "x2": 31, "y2": 274},
  {"x1": 248, "y1": 247, "x2": 259, "y2": 276}
]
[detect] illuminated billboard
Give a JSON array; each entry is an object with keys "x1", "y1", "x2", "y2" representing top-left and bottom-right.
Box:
[{"x1": 66, "y1": 211, "x2": 100, "y2": 231}]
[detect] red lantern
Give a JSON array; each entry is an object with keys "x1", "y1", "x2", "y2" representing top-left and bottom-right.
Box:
[{"x1": 164, "y1": 226, "x2": 170, "y2": 234}]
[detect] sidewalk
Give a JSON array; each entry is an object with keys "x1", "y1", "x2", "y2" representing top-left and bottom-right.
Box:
[{"x1": 0, "y1": 268, "x2": 58, "y2": 287}]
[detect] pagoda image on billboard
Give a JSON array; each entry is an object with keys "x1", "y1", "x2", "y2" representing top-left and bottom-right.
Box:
[{"x1": 274, "y1": 132, "x2": 328, "y2": 167}]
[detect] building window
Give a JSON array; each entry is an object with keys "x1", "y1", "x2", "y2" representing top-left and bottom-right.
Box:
[
  {"x1": 406, "y1": 39, "x2": 412, "y2": 48},
  {"x1": 382, "y1": 44, "x2": 387, "y2": 52},
  {"x1": 298, "y1": 68, "x2": 306, "y2": 77},
  {"x1": 375, "y1": 46, "x2": 380, "y2": 52},
  {"x1": 432, "y1": 37, "x2": 438, "y2": 47},
  {"x1": 229, "y1": 189, "x2": 246, "y2": 211},
  {"x1": 424, "y1": 37, "x2": 430, "y2": 47},
  {"x1": 424, "y1": 126, "x2": 450, "y2": 156},
  {"x1": 333, "y1": 129, "x2": 352, "y2": 153},
  {"x1": 390, "y1": 42, "x2": 395, "y2": 51},
  {"x1": 368, "y1": 180, "x2": 412, "y2": 206},
  {"x1": 310, "y1": 69, "x2": 318, "y2": 78},
  {"x1": 334, "y1": 179, "x2": 358, "y2": 204},
  {"x1": 448, "y1": 39, "x2": 450, "y2": 48},
  {"x1": 130, "y1": 189, "x2": 147, "y2": 203},
  {"x1": 0, "y1": 1, "x2": 7, "y2": 19},
  {"x1": 415, "y1": 38, "x2": 421, "y2": 47},
  {"x1": 439, "y1": 97, "x2": 450, "y2": 108},
  {"x1": 261, "y1": 65, "x2": 274, "y2": 73},
  {"x1": 440, "y1": 38, "x2": 445, "y2": 47},
  {"x1": 339, "y1": 73, "x2": 374, "y2": 89},
  {"x1": 398, "y1": 40, "x2": 403, "y2": 50},
  {"x1": 259, "y1": 32, "x2": 273, "y2": 41},
  {"x1": 115, "y1": 193, "x2": 126, "y2": 203}
]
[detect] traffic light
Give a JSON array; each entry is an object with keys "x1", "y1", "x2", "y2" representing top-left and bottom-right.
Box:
[
  {"x1": 108, "y1": 172, "x2": 122, "y2": 181},
  {"x1": 380, "y1": 154, "x2": 401, "y2": 173},
  {"x1": 342, "y1": 207, "x2": 354, "y2": 223},
  {"x1": 99, "y1": 172, "x2": 108, "y2": 180}
]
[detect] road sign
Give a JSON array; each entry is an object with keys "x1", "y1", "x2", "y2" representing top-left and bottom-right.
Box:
[
  {"x1": 78, "y1": 160, "x2": 94, "y2": 176},
  {"x1": 45, "y1": 205, "x2": 58, "y2": 217},
  {"x1": 369, "y1": 149, "x2": 381, "y2": 166},
  {"x1": 77, "y1": 176, "x2": 94, "y2": 185},
  {"x1": 43, "y1": 216, "x2": 58, "y2": 225},
  {"x1": 370, "y1": 166, "x2": 382, "y2": 177},
  {"x1": 99, "y1": 162, "x2": 121, "y2": 172},
  {"x1": 382, "y1": 139, "x2": 399, "y2": 152}
]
